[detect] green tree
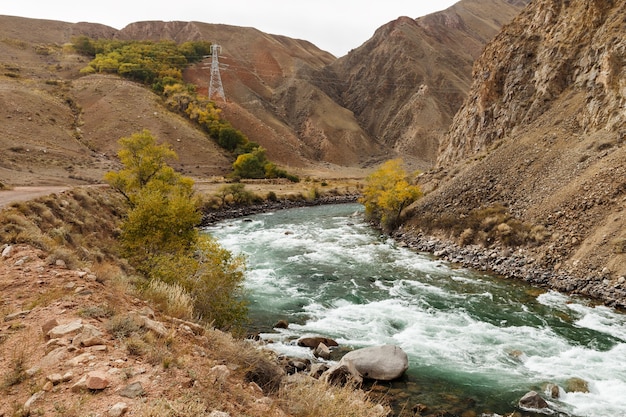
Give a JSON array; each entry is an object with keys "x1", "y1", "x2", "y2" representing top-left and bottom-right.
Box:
[
  {"x1": 105, "y1": 130, "x2": 248, "y2": 331},
  {"x1": 232, "y1": 147, "x2": 269, "y2": 179},
  {"x1": 359, "y1": 159, "x2": 422, "y2": 231},
  {"x1": 104, "y1": 129, "x2": 182, "y2": 205},
  {"x1": 218, "y1": 127, "x2": 247, "y2": 152}
]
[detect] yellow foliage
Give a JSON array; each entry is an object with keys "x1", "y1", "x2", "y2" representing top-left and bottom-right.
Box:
[{"x1": 359, "y1": 159, "x2": 422, "y2": 231}]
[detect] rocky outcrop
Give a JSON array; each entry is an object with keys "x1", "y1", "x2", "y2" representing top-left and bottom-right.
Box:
[
  {"x1": 439, "y1": 0, "x2": 626, "y2": 165},
  {"x1": 405, "y1": 0, "x2": 626, "y2": 299}
]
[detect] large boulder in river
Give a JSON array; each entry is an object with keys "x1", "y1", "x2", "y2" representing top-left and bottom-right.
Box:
[
  {"x1": 339, "y1": 345, "x2": 408, "y2": 381},
  {"x1": 519, "y1": 391, "x2": 549, "y2": 410}
]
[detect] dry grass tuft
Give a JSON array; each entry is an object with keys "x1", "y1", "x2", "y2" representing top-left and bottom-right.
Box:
[
  {"x1": 279, "y1": 374, "x2": 390, "y2": 417},
  {"x1": 2, "y1": 351, "x2": 27, "y2": 388},
  {"x1": 142, "y1": 279, "x2": 194, "y2": 320},
  {"x1": 136, "y1": 396, "x2": 208, "y2": 417}
]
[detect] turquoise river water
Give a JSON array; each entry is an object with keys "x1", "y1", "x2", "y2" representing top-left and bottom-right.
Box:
[{"x1": 205, "y1": 203, "x2": 626, "y2": 417}]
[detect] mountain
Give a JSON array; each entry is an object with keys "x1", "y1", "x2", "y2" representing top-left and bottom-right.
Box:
[
  {"x1": 0, "y1": 1, "x2": 525, "y2": 186},
  {"x1": 117, "y1": 21, "x2": 385, "y2": 169},
  {"x1": 317, "y1": 0, "x2": 529, "y2": 170},
  {"x1": 405, "y1": 0, "x2": 626, "y2": 299}
]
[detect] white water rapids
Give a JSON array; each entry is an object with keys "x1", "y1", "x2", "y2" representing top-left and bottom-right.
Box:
[{"x1": 205, "y1": 203, "x2": 626, "y2": 417}]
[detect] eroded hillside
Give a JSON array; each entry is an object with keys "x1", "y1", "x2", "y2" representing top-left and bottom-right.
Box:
[
  {"x1": 0, "y1": 17, "x2": 232, "y2": 186},
  {"x1": 405, "y1": 0, "x2": 626, "y2": 301},
  {"x1": 317, "y1": 0, "x2": 529, "y2": 170},
  {"x1": 1, "y1": 2, "x2": 528, "y2": 186}
]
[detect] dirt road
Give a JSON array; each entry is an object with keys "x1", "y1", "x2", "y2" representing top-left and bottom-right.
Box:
[{"x1": 0, "y1": 186, "x2": 69, "y2": 208}]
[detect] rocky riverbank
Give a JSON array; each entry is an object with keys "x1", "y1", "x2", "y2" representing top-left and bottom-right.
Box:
[
  {"x1": 200, "y1": 194, "x2": 359, "y2": 226},
  {"x1": 393, "y1": 229, "x2": 626, "y2": 310}
]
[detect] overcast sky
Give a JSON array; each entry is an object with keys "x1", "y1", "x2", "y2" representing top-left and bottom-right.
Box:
[{"x1": 2, "y1": 1, "x2": 458, "y2": 57}]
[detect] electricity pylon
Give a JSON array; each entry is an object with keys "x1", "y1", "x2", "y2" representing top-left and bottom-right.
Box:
[{"x1": 207, "y1": 44, "x2": 226, "y2": 101}]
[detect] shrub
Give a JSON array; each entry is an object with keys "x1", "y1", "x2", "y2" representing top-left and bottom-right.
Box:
[
  {"x1": 217, "y1": 183, "x2": 258, "y2": 206},
  {"x1": 107, "y1": 314, "x2": 143, "y2": 340},
  {"x1": 279, "y1": 374, "x2": 390, "y2": 417}
]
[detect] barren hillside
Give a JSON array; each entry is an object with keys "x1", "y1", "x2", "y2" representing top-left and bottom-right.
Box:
[
  {"x1": 317, "y1": 0, "x2": 529, "y2": 170},
  {"x1": 404, "y1": 0, "x2": 626, "y2": 302},
  {"x1": 1, "y1": 2, "x2": 528, "y2": 187}
]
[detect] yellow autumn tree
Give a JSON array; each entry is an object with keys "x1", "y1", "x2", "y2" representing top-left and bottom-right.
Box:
[
  {"x1": 105, "y1": 130, "x2": 248, "y2": 331},
  {"x1": 359, "y1": 159, "x2": 422, "y2": 231}
]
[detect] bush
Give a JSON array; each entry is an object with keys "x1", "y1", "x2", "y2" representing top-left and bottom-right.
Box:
[
  {"x1": 143, "y1": 279, "x2": 194, "y2": 320},
  {"x1": 217, "y1": 183, "x2": 258, "y2": 206}
]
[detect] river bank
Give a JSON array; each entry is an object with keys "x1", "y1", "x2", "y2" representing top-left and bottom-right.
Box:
[
  {"x1": 207, "y1": 203, "x2": 626, "y2": 417},
  {"x1": 393, "y1": 229, "x2": 626, "y2": 310},
  {"x1": 200, "y1": 194, "x2": 359, "y2": 226}
]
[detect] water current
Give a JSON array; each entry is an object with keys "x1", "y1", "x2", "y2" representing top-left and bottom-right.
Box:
[{"x1": 205, "y1": 203, "x2": 626, "y2": 417}]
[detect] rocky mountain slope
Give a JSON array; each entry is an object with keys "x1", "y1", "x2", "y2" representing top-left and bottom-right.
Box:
[
  {"x1": 1, "y1": 1, "x2": 526, "y2": 186},
  {"x1": 317, "y1": 0, "x2": 529, "y2": 169},
  {"x1": 405, "y1": 0, "x2": 626, "y2": 301}
]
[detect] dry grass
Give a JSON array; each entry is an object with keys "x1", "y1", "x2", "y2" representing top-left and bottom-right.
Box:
[
  {"x1": 415, "y1": 203, "x2": 549, "y2": 248},
  {"x1": 279, "y1": 374, "x2": 390, "y2": 417},
  {"x1": 136, "y1": 396, "x2": 209, "y2": 417},
  {"x1": 142, "y1": 279, "x2": 194, "y2": 320}
]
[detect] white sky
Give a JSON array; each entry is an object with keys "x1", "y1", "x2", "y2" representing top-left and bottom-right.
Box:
[{"x1": 1, "y1": 1, "x2": 458, "y2": 57}]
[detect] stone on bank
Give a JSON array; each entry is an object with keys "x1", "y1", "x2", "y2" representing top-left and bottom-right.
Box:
[{"x1": 339, "y1": 344, "x2": 409, "y2": 381}]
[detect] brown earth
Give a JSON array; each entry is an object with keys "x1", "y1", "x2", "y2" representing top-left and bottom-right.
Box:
[{"x1": 405, "y1": 0, "x2": 626, "y2": 302}]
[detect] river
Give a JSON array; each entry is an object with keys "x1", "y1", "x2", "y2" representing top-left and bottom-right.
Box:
[{"x1": 205, "y1": 203, "x2": 626, "y2": 417}]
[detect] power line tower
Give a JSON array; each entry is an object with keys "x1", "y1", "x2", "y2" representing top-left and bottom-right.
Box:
[{"x1": 207, "y1": 44, "x2": 226, "y2": 102}]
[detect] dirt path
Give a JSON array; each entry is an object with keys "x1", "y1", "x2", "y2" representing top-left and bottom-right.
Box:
[{"x1": 0, "y1": 186, "x2": 69, "y2": 208}]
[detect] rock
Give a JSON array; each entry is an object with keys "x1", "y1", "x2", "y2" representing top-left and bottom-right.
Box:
[
  {"x1": 209, "y1": 412, "x2": 230, "y2": 417},
  {"x1": 142, "y1": 317, "x2": 168, "y2": 337},
  {"x1": 46, "y1": 373, "x2": 64, "y2": 385},
  {"x1": 297, "y1": 336, "x2": 339, "y2": 349},
  {"x1": 66, "y1": 352, "x2": 95, "y2": 367},
  {"x1": 1, "y1": 244, "x2": 13, "y2": 258},
  {"x1": 339, "y1": 345, "x2": 408, "y2": 381},
  {"x1": 71, "y1": 375, "x2": 88, "y2": 392},
  {"x1": 565, "y1": 377, "x2": 589, "y2": 393},
  {"x1": 86, "y1": 370, "x2": 110, "y2": 390},
  {"x1": 47, "y1": 319, "x2": 83, "y2": 339},
  {"x1": 545, "y1": 383, "x2": 560, "y2": 398},
  {"x1": 309, "y1": 363, "x2": 329, "y2": 379},
  {"x1": 118, "y1": 381, "x2": 145, "y2": 398},
  {"x1": 24, "y1": 391, "x2": 45, "y2": 410},
  {"x1": 519, "y1": 391, "x2": 549, "y2": 410},
  {"x1": 108, "y1": 402, "x2": 129, "y2": 417},
  {"x1": 41, "y1": 318, "x2": 59, "y2": 338},
  {"x1": 313, "y1": 342, "x2": 331, "y2": 360},
  {"x1": 208, "y1": 365, "x2": 230, "y2": 386},
  {"x1": 321, "y1": 359, "x2": 363, "y2": 387},
  {"x1": 73, "y1": 324, "x2": 105, "y2": 347},
  {"x1": 274, "y1": 320, "x2": 289, "y2": 329},
  {"x1": 4, "y1": 309, "x2": 31, "y2": 322},
  {"x1": 38, "y1": 346, "x2": 69, "y2": 369}
]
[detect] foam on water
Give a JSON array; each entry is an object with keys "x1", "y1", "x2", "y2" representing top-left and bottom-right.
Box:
[{"x1": 206, "y1": 204, "x2": 626, "y2": 416}]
